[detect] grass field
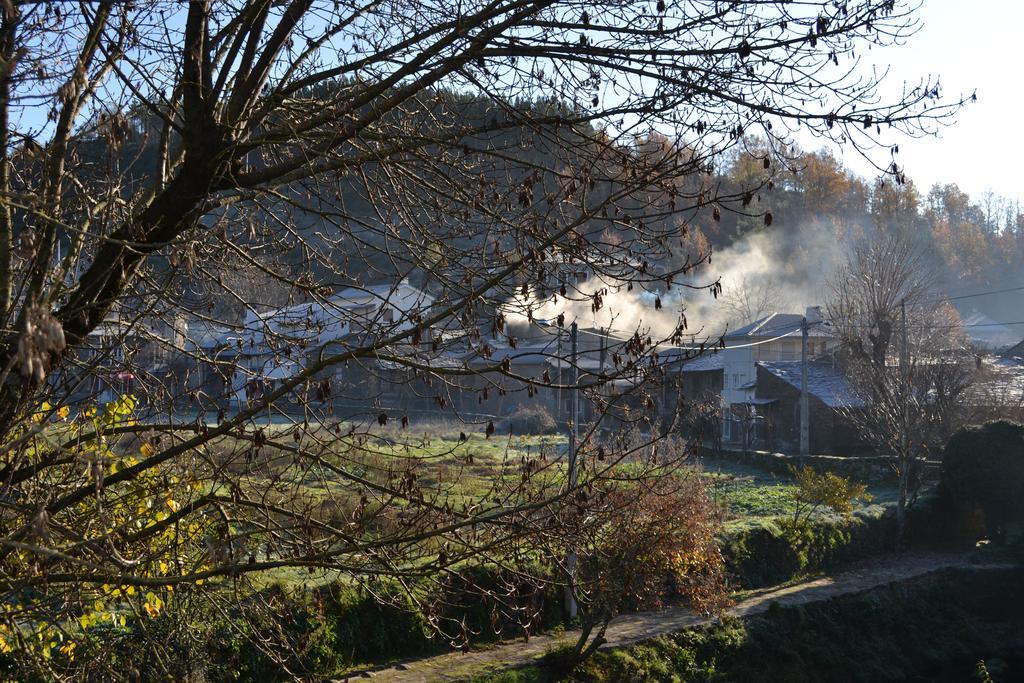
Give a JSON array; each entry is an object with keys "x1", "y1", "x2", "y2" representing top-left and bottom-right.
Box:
[
  {"x1": 700, "y1": 457, "x2": 897, "y2": 525},
  {"x1": 210, "y1": 420, "x2": 891, "y2": 530},
  {"x1": 100, "y1": 417, "x2": 894, "y2": 590}
]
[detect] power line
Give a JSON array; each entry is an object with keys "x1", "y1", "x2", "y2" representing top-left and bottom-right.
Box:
[
  {"x1": 963, "y1": 320, "x2": 1024, "y2": 327},
  {"x1": 921, "y1": 284, "x2": 1024, "y2": 304},
  {"x1": 902, "y1": 320, "x2": 1024, "y2": 330},
  {"x1": 839, "y1": 320, "x2": 1024, "y2": 331},
  {"x1": 572, "y1": 320, "x2": 808, "y2": 352},
  {"x1": 564, "y1": 313, "x2": 1024, "y2": 356},
  {"x1": 581, "y1": 318, "x2": 1024, "y2": 351}
]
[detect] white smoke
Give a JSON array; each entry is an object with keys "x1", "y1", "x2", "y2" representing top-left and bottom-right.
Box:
[
  {"x1": 504, "y1": 217, "x2": 854, "y2": 341},
  {"x1": 504, "y1": 274, "x2": 687, "y2": 339},
  {"x1": 702, "y1": 217, "x2": 851, "y2": 330}
]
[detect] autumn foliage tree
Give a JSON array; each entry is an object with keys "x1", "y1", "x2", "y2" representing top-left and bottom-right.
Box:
[
  {"x1": 558, "y1": 469, "x2": 726, "y2": 662},
  {"x1": 0, "y1": 0, "x2": 966, "y2": 676}
]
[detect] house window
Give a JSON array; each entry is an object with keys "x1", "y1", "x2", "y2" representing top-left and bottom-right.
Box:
[{"x1": 381, "y1": 307, "x2": 394, "y2": 323}]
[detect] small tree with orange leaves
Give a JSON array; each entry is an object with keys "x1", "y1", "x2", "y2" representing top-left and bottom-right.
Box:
[{"x1": 557, "y1": 470, "x2": 727, "y2": 663}]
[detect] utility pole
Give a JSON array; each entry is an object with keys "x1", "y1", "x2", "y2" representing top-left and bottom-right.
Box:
[
  {"x1": 800, "y1": 316, "x2": 809, "y2": 455},
  {"x1": 556, "y1": 274, "x2": 565, "y2": 423},
  {"x1": 900, "y1": 300, "x2": 909, "y2": 444},
  {"x1": 565, "y1": 321, "x2": 579, "y2": 620},
  {"x1": 556, "y1": 326, "x2": 562, "y2": 422},
  {"x1": 898, "y1": 299, "x2": 910, "y2": 543}
]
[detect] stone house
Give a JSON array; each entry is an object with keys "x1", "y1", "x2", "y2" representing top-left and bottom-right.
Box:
[{"x1": 754, "y1": 360, "x2": 867, "y2": 454}]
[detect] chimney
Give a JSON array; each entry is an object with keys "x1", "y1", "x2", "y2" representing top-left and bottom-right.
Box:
[{"x1": 805, "y1": 306, "x2": 823, "y2": 325}]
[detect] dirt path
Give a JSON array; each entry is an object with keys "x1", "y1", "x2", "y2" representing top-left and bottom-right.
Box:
[{"x1": 340, "y1": 552, "x2": 1014, "y2": 682}]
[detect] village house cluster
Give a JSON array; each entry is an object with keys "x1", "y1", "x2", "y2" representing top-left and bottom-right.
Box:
[{"x1": 57, "y1": 269, "x2": 1024, "y2": 457}]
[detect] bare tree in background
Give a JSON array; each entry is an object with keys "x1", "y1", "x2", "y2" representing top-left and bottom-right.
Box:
[
  {"x1": 0, "y1": 0, "x2": 966, "y2": 676},
  {"x1": 720, "y1": 274, "x2": 782, "y2": 329},
  {"x1": 827, "y1": 235, "x2": 971, "y2": 544}
]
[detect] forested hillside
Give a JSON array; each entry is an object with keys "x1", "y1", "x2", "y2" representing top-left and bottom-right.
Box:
[
  {"x1": 80, "y1": 89, "x2": 1023, "y2": 330},
  {"x1": 703, "y1": 143, "x2": 1024, "y2": 323}
]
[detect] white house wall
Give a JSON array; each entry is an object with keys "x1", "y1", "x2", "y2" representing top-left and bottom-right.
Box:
[{"x1": 722, "y1": 345, "x2": 756, "y2": 405}]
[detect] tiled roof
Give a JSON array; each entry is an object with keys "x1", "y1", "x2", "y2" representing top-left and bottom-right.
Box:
[
  {"x1": 678, "y1": 353, "x2": 725, "y2": 372},
  {"x1": 658, "y1": 349, "x2": 724, "y2": 372},
  {"x1": 758, "y1": 360, "x2": 863, "y2": 408}
]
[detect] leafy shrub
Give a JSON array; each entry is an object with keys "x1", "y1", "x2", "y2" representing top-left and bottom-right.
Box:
[
  {"x1": 563, "y1": 475, "x2": 728, "y2": 663},
  {"x1": 789, "y1": 465, "x2": 872, "y2": 523},
  {"x1": 320, "y1": 581, "x2": 435, "y2": 668},
  {"x1": 202, "y1": 584, "x2": 347, "y2": 682},
  {"x1": 501, "y1": 404, "x2": 558, "y2": 435},
  {"x1": 722, "y1": 519, "x2": 804, "y2": 587},
  {"x1": 941, "y1": 420, "x2": 1024, "y2": 544}
]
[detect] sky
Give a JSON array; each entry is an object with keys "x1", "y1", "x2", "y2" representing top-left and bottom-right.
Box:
[{"x1": 835, "y1": 0, "x2": 1023, "y2": 204}]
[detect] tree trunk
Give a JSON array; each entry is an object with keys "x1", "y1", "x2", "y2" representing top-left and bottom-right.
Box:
[{"x1": 895, "y1": 460, "x2": 909, "y2": 550}]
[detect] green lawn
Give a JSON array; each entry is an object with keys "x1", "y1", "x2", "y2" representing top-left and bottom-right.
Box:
[
  {"x1": 212, "y1": 421, "x2": 892, "y2": 527},
  {"x1": 699, "y1": 458, "x2": 897, "y2": 527}
]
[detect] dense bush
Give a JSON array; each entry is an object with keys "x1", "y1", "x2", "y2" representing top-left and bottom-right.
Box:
[
  {"x1": 151, "y1": 499, "x2": 952, "y2": 678},
  {"x1": 192, "y1": 504, "x2": 912, "y2": 679},
  {"x1": 501, "y1": 405, "x2": 558, "y2": 435},
  {"x1": 196, "y1": 507, "x2": 915, "y2": 678},
  {"x1": 205, "y1": 584, "x2": 352, "y2": 682},
  {"x1": 431, "y1": 563, "x2": 563, "y2": 646},
  {"x1": 196, "y1": 564, "x2": 563, "y2": 681},
  {"x1": 942, "y1": 420, "x2": 1024, "y2": 544}
]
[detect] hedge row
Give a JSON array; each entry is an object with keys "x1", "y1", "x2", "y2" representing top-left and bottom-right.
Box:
[
  {"x1": 537, "y1": 566, "x2": 1024, "y2": 683},
  {"x1": 199, "y1": 564, "x2": 565, "y2": 681},
  {"x1": 721, "y1": 509, "x2": 891, "y2": 589},
  {"x1": 208, "y1": 504, "x2": 905, "y2": 678}
]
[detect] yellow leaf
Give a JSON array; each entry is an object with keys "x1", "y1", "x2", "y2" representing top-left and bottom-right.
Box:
[
  {"x1": 32, "y1": 402, "x2": 50, "y2": 423},
  {"x1": 57, "y1": 405, "x2": 70, "y2": 420},
  {"x1": 140, "y1": 442, "x2": 155, "y2": 458},
  {"x1": 144, "y1": 592, "x2": 163, "y2": 618}
]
